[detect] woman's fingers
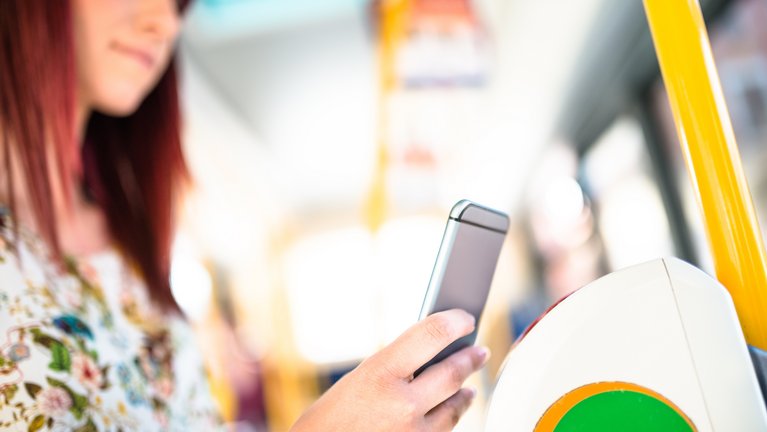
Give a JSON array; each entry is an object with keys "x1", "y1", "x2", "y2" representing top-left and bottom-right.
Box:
[
  {"x1": 411, "y1": 345, "x2": 489, "y2": 412},
  {"x1": 424, "y1": 387, "x2": 477, "y2": 431},
  {"x1": 291, "y1": 309, "x2": 488, "y2": 431},
  {"x1": 370, "y1": 309, "x2": 476, "y2": 379}
]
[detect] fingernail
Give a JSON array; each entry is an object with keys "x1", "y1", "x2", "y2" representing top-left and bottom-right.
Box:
[
  {"x1": 467, "y1": 387, "x2": 478, "y2": 399},
  {"x1": 477, "y1": 346, "x2": 491, "y2": 364}
]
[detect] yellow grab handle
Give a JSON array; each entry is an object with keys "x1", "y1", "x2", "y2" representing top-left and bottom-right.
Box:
[{"x1": 644, "y1": 0, "x2": 767, "y2": 350}]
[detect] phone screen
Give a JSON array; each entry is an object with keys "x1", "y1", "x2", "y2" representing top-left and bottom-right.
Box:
[{"x1": 415, "y1": 200, "x2": 508, "y2": 377}]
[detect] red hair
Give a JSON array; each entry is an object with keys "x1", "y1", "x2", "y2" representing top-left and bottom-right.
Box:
[{"x1": 1, "y1": 1, "x2": 189, "y2": 311}]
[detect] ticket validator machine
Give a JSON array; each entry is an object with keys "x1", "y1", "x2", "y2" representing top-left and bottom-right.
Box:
[{"x1": 485, "y1": 0, "x2": 767, "y2": 430}]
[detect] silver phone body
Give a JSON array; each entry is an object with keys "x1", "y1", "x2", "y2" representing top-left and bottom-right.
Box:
[{"x1": 415, "y1": 199, "x2": 509, "y2": 377}]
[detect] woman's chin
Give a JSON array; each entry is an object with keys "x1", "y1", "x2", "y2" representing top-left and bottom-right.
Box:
[
  {"x1": 91, "y1": 88, "x2": 148, "y2": 118},
  {"x1": 95, "y1": 100, "x2": 142, "y2": 117}
]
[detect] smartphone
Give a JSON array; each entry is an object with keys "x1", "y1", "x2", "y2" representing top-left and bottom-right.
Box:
[{"x1": 414, "y1": 199, "x2": 509, "y2": 377}]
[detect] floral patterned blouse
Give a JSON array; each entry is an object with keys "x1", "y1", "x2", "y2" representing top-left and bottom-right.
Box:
[{"x1": 0, "y1": 209, "x2": 222, "y2": 431}]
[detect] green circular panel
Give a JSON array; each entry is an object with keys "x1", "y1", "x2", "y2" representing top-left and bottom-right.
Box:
[{"x1": 553, "y1": 390, "x2": 694, "y2": 432}]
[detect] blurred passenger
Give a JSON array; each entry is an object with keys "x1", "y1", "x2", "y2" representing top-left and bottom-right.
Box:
[
  {"x1": 0, "y1": 0, "x2": 489, "y2": 430},
  {"x1": 510, "y1": 194, "x2": 604, "y2": 340}
]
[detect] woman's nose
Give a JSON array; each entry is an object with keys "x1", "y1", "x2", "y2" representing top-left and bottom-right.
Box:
[{"x1": 136, "y1": 0, "x2": 181, "y2": 42}]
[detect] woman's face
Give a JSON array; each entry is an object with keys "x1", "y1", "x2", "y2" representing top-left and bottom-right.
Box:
[{"x1": 73, "y1": 0, "x2": 181, "y2": 116}]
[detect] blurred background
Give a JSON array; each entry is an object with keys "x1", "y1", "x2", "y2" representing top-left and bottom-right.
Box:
[{"x1": 169, "y1": 0, "x2": 767, "y2": 430}]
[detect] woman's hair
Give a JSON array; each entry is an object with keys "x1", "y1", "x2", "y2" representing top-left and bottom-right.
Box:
[{"x1": 0, "y1": 1, "x2": 189, "y2": 311}]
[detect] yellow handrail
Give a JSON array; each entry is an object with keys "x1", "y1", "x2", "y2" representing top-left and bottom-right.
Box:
[
  {"x1": 644, "y1": 0, "x2": 767, "y2": 350},
  {"x1": 364, "y1": 0, "x2": 410, "y2": 232}
]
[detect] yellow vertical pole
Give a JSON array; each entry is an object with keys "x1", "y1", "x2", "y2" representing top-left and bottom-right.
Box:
[
  {"x1": 262, "y1": 232, "x2": 319, "y2": 431},
  {"x1": 364, "y1": 0, "x2": 410, "y2": 232},
  {"x1": 644, "y1": 0, "x2": 767, "y2": 350}
]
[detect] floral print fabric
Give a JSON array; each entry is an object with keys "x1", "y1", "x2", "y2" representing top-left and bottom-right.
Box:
[{"x1": 0, "y1": 211, "x2": 222, "y2": 431}]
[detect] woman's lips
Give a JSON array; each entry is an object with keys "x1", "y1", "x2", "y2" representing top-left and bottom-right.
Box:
[{"x1": 112, "y1": 42, "x2": 156, "y2": 69}]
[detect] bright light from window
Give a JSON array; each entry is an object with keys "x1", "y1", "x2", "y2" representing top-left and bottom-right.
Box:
[
  {"x1": 598, "y1": 176, "x2": 673, "y2": 269},
  {"x1": 283, "y1": 216, "x2": 446, "y2": 365},
  {"x1": 584, "y1": 117, "x2": 673, "y2": 269},
  {"x1": 583, "y1": 118, "x2": 644, "y2": 196},
  {"x1": 542, "y1": 176, "x2": 585, "y2": 231},
  {"x1": 283, "y1": 227, "x2": 376, "y2": 365},
  {"x1": 373, "y1": 216, "x2": 446, "y2": 345},
  {"x1": 170, "y1": 236, "x2": 214, "y2": 322}
]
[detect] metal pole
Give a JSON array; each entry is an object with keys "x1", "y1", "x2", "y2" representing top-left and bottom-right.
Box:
[{"x1": 644, "y1": 0, "x2": 767, "y2": 350}]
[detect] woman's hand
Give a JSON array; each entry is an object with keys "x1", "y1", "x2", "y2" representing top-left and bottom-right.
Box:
[{"x1": 291, "y1": 309, "x2": 490, "y2": 431}]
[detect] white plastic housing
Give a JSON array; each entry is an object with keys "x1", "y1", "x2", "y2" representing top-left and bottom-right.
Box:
[{"x1": 485, "y1": 258, "x2": 767, "y2": 431}]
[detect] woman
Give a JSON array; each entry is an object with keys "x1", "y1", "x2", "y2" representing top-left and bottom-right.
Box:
[{"x1": 0, "y1": 0, "x2": 489, "y2": 430}]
